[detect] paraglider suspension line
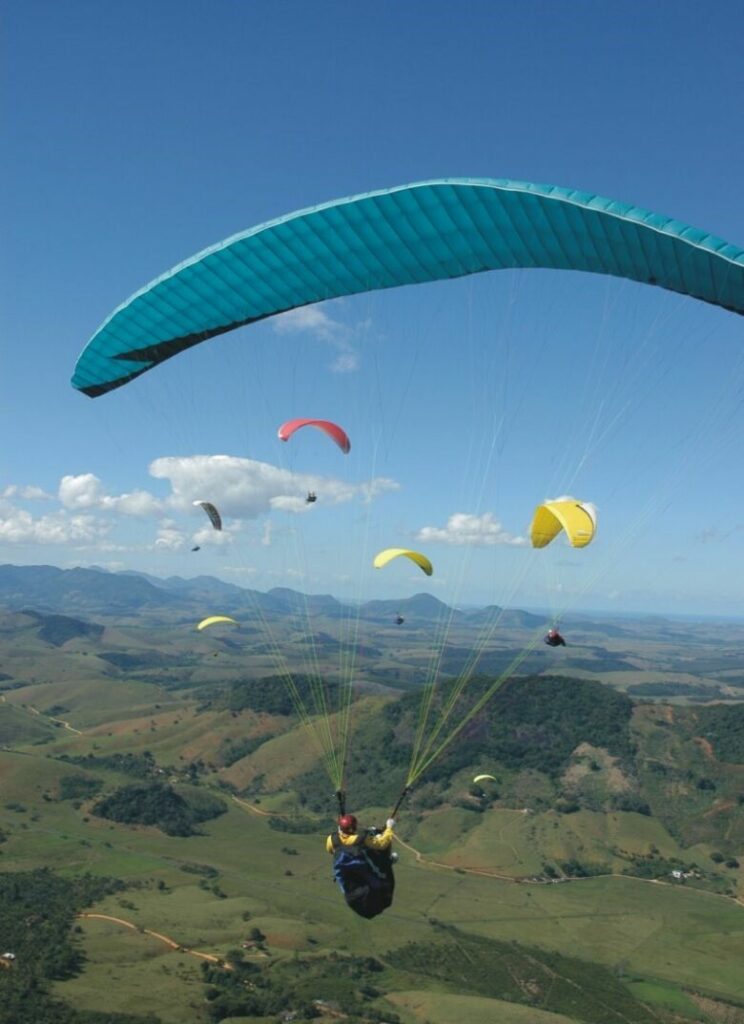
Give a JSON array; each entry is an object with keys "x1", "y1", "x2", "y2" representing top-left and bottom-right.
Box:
[
  {"x1": 390, "y1": 785, "x2": 412, "y2": 821},
  {"x1": 335, "y1": 789, "x2": 347, "y2": 817}
]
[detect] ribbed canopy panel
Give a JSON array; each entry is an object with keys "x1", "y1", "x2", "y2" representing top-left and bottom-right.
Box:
[{"x1": 72, "y1": 178, "x2": 744, "y2": 397}]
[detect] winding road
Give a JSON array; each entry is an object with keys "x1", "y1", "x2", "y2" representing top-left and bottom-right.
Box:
[{"x1": 76, "y1": 913, "x2": 230, "y2": 966}]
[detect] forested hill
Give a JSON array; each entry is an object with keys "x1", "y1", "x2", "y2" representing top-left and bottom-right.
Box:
[
  {"x1": 236, "y1": 674, "x2": 744, "y2": 859},
  {"x1": 284, "y1": 675, "x2": 637, "y2": 812}
]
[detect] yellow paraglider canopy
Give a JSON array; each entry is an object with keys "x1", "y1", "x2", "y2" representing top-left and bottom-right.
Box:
[
  {"x1": 473, "y1": 774, "x2": 497, "y2": 784},
  {"x1": 196, "y1": 615, "x2": 239, "y2": 631},
  {"x1": 530, "y1": 500, "x2": 596, "y2": 549},
  {"x1": 373, "y1": 548, "x2": 433, "y2": 576}
]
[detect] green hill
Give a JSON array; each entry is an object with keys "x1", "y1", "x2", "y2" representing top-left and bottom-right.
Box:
[{"x1": 2, "y1": 598, "x2": 744, "y2": 1024}]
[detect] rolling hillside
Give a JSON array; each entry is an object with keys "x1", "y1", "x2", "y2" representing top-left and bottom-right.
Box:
[{"x1": 1, "y1": 564, "x2": 744, "y2": 1023}]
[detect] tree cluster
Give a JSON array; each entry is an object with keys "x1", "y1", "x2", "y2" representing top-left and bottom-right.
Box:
[{"x1": 92, "y1": 782, "x2": 226, "y2": 837}]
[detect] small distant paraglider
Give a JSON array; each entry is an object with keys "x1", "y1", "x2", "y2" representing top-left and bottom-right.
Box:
[
  {"x1": 544, "y1": 628, "x2": 566, "y2": 647},
  {"x1": 373, "y1": 548, "x2": 433, "y2": 576},
  {"x1": 278, "y1": 418, "x2": 351, "y2": 454},
  {"x1": 473, "y1": 774, "x2": 497, "y2": 784},
  {"x1": 395, "y1": 614, "x2": 405, "y2": 625},
  {"x1": 196, "y1": 616, "x2": 239, "y2": 632},
  {"x1": 305, "y1": 491, "x2": 317, "y2": 504},
  {"x1": 193, "y1": 500, "x2": 222, "y2": 532},
  {"x1": 191, "y1": 545, "x2": 201, "y2": 553}
]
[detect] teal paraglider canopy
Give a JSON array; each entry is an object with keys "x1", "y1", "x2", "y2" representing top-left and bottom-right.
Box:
[{"x1": 72, "y1": 178, "x2": 744, "y2": 397}]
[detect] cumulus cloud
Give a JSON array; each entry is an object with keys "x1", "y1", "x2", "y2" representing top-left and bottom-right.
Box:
[
  {"x1": 272, "y1": 303, "x2": 365, "y2": 373},
  {"x1": 270, "y1": 495, "x2": 312, "y2": 513},
  {"x1": 0, "y1": 452, "x2": 396, "y2": 559},
  {"x1": 416, "y1": 512, "x2": 526, "y2": 547},
  {"x1": 154, "y1": 521, "x2": 187, "y2": 551},
  {"x1": 2, "y1": 484, "x2": 52, "y2": 500},
  {"x1": 59, "y1": 473, "x2": 161, "y2": 516},
  {"x1": 191, "y1": 524, "x2": 233, "y2": 547},
  {"x1": 273, "y1": 306, "x2": 341, "y2": 340},
  {"x1": 149, "y1": 454, "x2": 397, "y2": 518},
  {"x1": 0, "y1": 506, "x2": 107, "y2": 545},
  {"x1": 58, "y1": 474, "x2": 105, "y2": 508}
]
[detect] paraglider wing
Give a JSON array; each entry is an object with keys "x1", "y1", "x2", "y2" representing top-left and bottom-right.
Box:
[
  {"x1": 373, "y1": 548, "x2": 433, "y2": 576},
  {"x1": 196, "y1": 616, "x2": 238, "y2": 631},
  {"x1": 278, "y1": 418, "x2": 350, "y2": 454},
  {"x1": 530, "y1": 500, "x2": 596, "y2": 549},
  {"x1": 72, "y1": 179, "x2": 744, "y2": 397},
  {"x1": 473, "y1": 774, "x2": 497, "y2": 783},
  {"x1": 193, "y1": 500, "x2": 222, "y2": 531}
]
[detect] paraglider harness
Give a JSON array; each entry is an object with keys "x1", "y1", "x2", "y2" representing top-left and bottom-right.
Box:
[
  {"x1": 330, "y1": 787, "x2": 408, "y2": 919},
  {"x1": 544, "y1": 631, "x2": 566, "y2": 647},
  {"x1": 329, "y1": 828, "x2": 395, "y2": 919}
]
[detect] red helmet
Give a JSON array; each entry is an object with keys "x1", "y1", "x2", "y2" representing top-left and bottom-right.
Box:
[{"x1": 338, "y1": 814, "x2": 358, "y2": 834}]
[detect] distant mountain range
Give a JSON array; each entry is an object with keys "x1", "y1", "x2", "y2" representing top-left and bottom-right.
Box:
[{"x1": 0, "y1": 563, "x2": 546, "y2": 628}]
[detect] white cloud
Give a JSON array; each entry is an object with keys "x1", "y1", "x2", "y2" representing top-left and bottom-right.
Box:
[
  {"x1": 273, "y1": 305, "x2": 341, "y2": 340},
  {"x1": 59, "y1": 473, "x2": 161, "y2": 516},
  {"x1": 154, "y1": 525, "x2": 186, "y2": 551},
  {"x1": 416, "y1": 512, "x2": 526, "y2": 547},
  {"x1": 58, "y1": 474, "x2": 104, "y2": 508},
  {"x1": 272, "y1": 302, "x2": 365, "y2": 373},
  {"x1": 0, "y1": 452, "x2": 396, "y2": 560},
  {"x1": 330, "y1": 349, "x2": 360, "y2": 373},
  {"x1": 110, "y1": 490, "x2": 162, "y2": 516},
  {"x1": 270, "y1": 495, "x2": 311, "y2": 513},
  {"x1": 192, "y1": 524, "x2": 232, "y2": 547},
  {"x1": 0, "y1": 505, "x2": 108, "y2": 545},
  {"x1": 2, "y1": 484, "x2": 52, "y2": 500},
  {"x1": 149, "y1": 454, "x2": 397, "y2": 519}
]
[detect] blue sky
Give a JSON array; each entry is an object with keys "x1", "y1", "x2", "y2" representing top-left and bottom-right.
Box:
[{"x1": 4, "y1": 0, "x2": 744, "y2": 615}]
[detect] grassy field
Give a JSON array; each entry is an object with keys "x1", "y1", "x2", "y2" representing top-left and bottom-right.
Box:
[
  {"x1": 3, "y1": 609, "x2": 744, "y2": 1023},
  {"x1": 388, "y1": 990, "x2": 582, "y2": 1024},
  {"x1": 2, "y1": 743, "x2": 743, "y2": 1022},
  {"x1": 53, "y1": 916, "x2": 208, "y2": 1024},
  {"x1": 407, "y1": 804, "x2": 719, "y2": 879},
  {"x1": 624, "y1": 980, "x2": 705, "y2": 1018}
]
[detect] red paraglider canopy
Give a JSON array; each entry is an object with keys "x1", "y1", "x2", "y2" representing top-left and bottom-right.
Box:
[{"x1": 277, "y1": 418, "x2": 351, "y2": 454}]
